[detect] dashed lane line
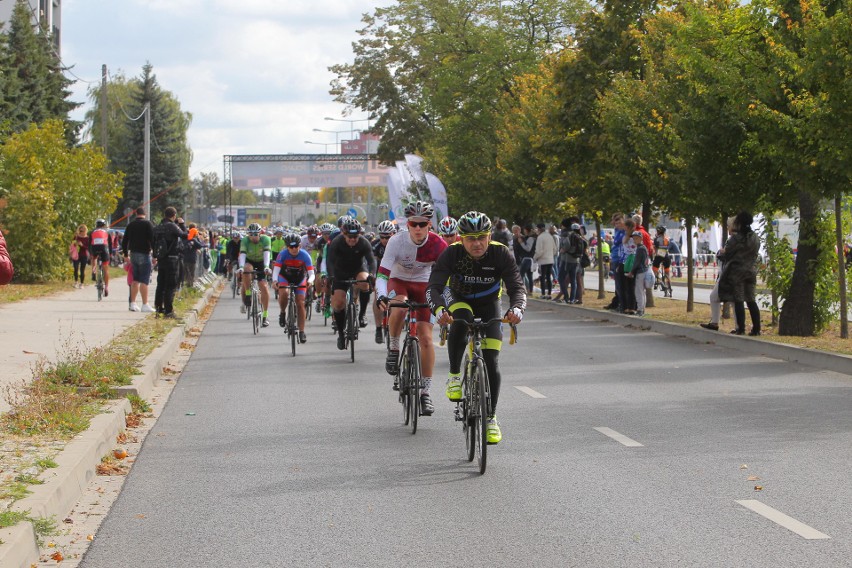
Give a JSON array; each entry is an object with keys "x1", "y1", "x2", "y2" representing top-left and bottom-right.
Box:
[
  {"x1": 593, "y1": 427, "x2": 644, "y2": 447},
  {"x1": 736, "y1": 500, "x2": 830, "y2": 540},
  {"x1": 514, "y1": 386, "x2": 547, "y2": 399}
]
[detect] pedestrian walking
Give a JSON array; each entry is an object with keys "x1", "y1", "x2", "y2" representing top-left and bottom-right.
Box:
[{"x1": 153, "y1": 207, "x2": 188, "y2": 318}]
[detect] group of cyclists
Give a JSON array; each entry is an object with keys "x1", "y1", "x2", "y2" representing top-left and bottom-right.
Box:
[{"x1": 224, "y1": 204, "x2": 528, "y2": 445}]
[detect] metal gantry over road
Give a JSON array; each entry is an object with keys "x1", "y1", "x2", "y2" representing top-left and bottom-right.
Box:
[{"x1": 80, "y1": 295, "x2": 852, "y2": 567}]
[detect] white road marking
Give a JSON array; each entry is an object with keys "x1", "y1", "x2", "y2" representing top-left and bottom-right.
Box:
[
  {"x1": 593, "y1": 427, "x2": 644, "y2": 447},
  {"x1": 514, "y1": 386, "x2": 546, "y2": 399},
  {"x1": 736, "y1": 500, "x2": 830, "y2": 540}
]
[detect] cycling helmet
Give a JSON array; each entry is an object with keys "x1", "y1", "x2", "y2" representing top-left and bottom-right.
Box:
[
  {"x1": 656, "y1": 226, "x2": 666, "y2": 234},
  {"x1": 247, "y1": 223, "x2": 262, "y2": 236},
  {"x1": 377, "y1": 220, "x2": 396, "y2": 236},
  {"x1": 307, "y1": 226, "x2": 318, "y2": 237},
  {"x1": 337, "y1": 215, "x2": 353, "y2": 228},
  {"x1": 341, "y1": 218, "x2": 362, "y2": 235},
  {"x1": 438, "y1": 216, "x2": 458, "y2": 236},
  {"x1": 95, "y1": 219, "x2": 107, "y2": 228},
  {"x1": 456, "y1": 211, "x2": 492, "y2": 236},
  {"x1": 320, "y1": 223, "x2": 334, "y2": 233},
  {"x1": 284, "y1": 233, "x2": 301, "y2": 248},
  {"x1": 403, "y1": 200, "x2": 434, "y2": 219}
]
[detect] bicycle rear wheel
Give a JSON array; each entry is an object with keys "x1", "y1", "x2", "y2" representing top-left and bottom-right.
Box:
[
  {"x1": 472, "y1": 358, "x2": 488, "y2": 474},
  {"x1": 96, "y1": 266, "x2": 104, "y2": 301},
  {"x1": 305, "y1": 288, "x2": 313, "y2": 322},
  {"x1": 288, "y1": 297, "x2": 297, "y2": 356}
]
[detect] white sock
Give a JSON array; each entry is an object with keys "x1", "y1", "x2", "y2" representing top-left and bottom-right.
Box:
[
  {"x1": 389, "y1": 336, "x2": 400, "y2": 351},
  {"x1": 422, "y1": 377, "x2": 432, "y2": 394}
]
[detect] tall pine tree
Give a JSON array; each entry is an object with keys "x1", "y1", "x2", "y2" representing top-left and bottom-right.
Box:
[{"x1": 0, "y1": 0, "x2": 78, "y2": 140}]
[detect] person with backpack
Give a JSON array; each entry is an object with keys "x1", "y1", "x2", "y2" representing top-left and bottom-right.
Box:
[
  {"x1": 560, "y1": 222, "x2": 587, "y2": 304},
  {"x1": 153, "y1": 207, "x2": 188, "y2": 318}
]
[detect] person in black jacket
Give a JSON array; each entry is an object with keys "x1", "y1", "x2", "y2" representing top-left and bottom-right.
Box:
[
  {"x1": 121, "y1": 207, "x2": 156, "y2": 312},
  {"x1": 181, "y1": 223, "x2": 204, "y2": 288},
  {"x1": 153, "y1": 207, "x2": 188, "y2": 318}
]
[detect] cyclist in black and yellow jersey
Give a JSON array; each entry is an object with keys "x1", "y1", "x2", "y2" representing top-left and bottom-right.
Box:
[
  {"x1": 238, "y1": 223, "x2": 272, "y2": 327},
  {"x1": 426, "y1": 211, "x2": 526, "y2": 444}
]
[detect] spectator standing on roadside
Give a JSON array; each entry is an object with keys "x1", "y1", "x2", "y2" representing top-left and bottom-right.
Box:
[
  {"x1": 491, "y1": 219, "x2": 512, "y2": 248},
  {"x1": 513, "y1": 224, "x2": 535, "y2": 294},
  {"x1": 0, "y1": 228, "x2": 13, "y2": 284},
  {"x1": 182, "y1": 223, "x2": 203, "y2": 288},
  {"x1": 625, "y1": 231, "x2": 649, "y2": 316},
  {"x1": 622, "y1": 219, "x2": 637, "y2": 313},
  {"x1": 70, "y1": 224, "x2": 90, "y2": 288},
  {"x1": 534, "y1": 223, "x2": 555, "y2": 299},
  {"x1": 700, "y1": 217, "x2": 735, "y2": 332},
  {"x1": 606, "y1": 214, "x2": 626, "y2": 311},
  {"x1": 560, "y1": 221, "x2": 585, "y2": 304},
  {"x1": 549, "y1": 224, "x2": 560, "y2": 284},
  {"x1": 153, "y1": 207, "x2": 188, "y2": 318},
  {"x1": 717, "y1": 211, "x2": 761, "y2": 336},
  {"x1": 122, "y1": 207, "x2": 156, "y2": 312}
]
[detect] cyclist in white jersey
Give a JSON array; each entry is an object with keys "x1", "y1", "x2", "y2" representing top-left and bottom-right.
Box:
[{"x1": 375, "y1": 201, "x2": 448, "y2": 415}]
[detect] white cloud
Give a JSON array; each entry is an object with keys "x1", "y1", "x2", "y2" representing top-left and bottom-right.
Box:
[{"x1": 63, "y1": 0, "x2": 391, "y2": 178}]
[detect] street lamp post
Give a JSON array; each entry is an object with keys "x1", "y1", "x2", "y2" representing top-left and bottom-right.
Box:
[
  {"x1": 304, "y1": 140, "x2": 334, "y2": 154},
  {"x1": 323, "y1": 116, "x2": 370, "y2": 140}
]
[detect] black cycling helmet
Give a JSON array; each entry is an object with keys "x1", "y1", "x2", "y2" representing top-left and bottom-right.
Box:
[
  {"x1": 341, "y1": 218, "x2": 362, "y2": 235},
  {"x1": 284, "y1": 233, "x2": 301, "y2": 248},
  {"x1": 403, "y1": 200, "x2": 434, "y2": 219},
  {"x1": 95, "y1": 219, "x2": 107, "y2": 228},
  {"x1": 307, "y1": 226, "x2": 318, "y2": 237},
  {"x1": 656, "y1": 226, "x2": 666, "y2": 234},
  {"x1": 457, "y1": 211, "x2": 492, "y2": 236},
  {"x1": 337, "y1": 215, "x2": 353, "y2": 228}
]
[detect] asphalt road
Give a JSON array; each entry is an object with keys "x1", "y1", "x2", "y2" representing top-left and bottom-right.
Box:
[{"x1": 80, "y1": 294, "x2": 852, "y2": 567}]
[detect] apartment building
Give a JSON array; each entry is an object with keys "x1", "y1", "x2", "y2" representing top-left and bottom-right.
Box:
[{"x1": 0, "y1": 0, "x2": 61, "y2": 51}]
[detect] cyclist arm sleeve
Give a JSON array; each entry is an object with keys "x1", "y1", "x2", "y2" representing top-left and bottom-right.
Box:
[
  {"x1": 238, "y1": 252, "x2": 246, "y2": 269},
  {"x1": 363, "y1": 240, "x2": 376, "y2": 274},
  {"x1": 307, "y1": 268, "x2": 315, "y2": 284},
  {"x1": 263, "y1": 250, "x2": 271, "y2": 267},
  {"x1": 272, "y1": 266, "x2": 281, "y2": 281},
  {"x1": 325, "y1": 241, "x2": 336, "y2": 279},
  {"x1": 426, "y1": 250, "x2": 452, "y2": 313}
]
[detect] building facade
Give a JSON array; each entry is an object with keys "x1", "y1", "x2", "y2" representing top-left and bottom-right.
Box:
[{"x1": 0, "y1": 0, "x2": 61, "y2": 51}]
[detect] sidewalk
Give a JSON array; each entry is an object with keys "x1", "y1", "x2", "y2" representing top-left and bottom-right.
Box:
[{"x1": 0, "y1": 281, "x2": 158, "y2": 413}]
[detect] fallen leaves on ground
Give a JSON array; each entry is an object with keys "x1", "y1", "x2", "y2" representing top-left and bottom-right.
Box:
[
  {"x1": 125, "y1": 413, "x2": 143, "y2": 428},
  {"x1": 50, "y1": 551, "x2": 63, "y2": 562},
  {"x1": 747, "y1": 475, "x2": 760, "y2": 481},
  {"x1": 96, "y1": 461, "x2": 128, "y2": 476}
]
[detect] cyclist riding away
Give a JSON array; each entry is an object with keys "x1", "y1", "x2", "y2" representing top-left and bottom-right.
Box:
[
  {"x1": 238, "y1": 223, "x2": 272, "y2": 327},
  {"x1": 272, "y1": 233, "x2": 314, "y2": 343},
  {"x1": 371, "y1": 220, "x2": 397, "y2": 343},
  {"x1": 90, "y1": 219, "x2": 111, "y2": 297},
  {"x1": 376, "y1": 202, "x2": 448, "y2": 415},
  {"x1": 325, "y1": 218, "x2": 376, "y2": 350},
  {"x1": 426, "y1": 211, "x2": 526, "y2": 444},
  {"x1": 652, "y1": 226, "x2": 672, "y2": 286}
]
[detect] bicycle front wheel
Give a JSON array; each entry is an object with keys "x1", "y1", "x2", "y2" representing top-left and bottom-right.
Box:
[
  {"x1": 473, "y1": 357, "x2": 488, "y2": 474},
  {"x1": 399, "y1": 343, "x2": 410, "y2": 426},
  {"x1": 251, "y1": 292, "x2": 260, "y2": 335},
  {"x1": 288, "y1": 299, "x2": 297, "y2": 356},
  {"x1": 408, "y1": 341, "x2": 421, "y2": 434},
  {"x1": 347, "y1": 302, "x2": 357, "y2": 362},
  {"x1": 462, "y1": 356, "x2": 475, "y2": 462}
]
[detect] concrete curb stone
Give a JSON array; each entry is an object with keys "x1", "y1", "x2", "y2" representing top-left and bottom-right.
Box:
[{"x1": 0, "y1": 279, "x2": 222, "y2": 568}]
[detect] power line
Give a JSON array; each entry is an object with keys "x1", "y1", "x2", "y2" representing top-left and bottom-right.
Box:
[{"x1": 22, "y1": 1, "x2": 98, "y2": 85}]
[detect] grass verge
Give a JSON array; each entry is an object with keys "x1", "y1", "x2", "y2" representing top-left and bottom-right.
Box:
[{"x1": 0, "y1": 266, "x2": 128, "y2": 306}]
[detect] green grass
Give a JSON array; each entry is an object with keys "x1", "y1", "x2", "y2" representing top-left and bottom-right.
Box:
[
  {"x1": 0, "y1": 510, "x2": 29, "y2": 528},
  {"x1": 0, "y1": 483, "x2": 32, "y2": 501},
  {"x1": 127, "y1": 394, "x2": 151, "y2": 414},
  {"x1": 34, "y1": 457, "x2": 58, "y2": 469}
]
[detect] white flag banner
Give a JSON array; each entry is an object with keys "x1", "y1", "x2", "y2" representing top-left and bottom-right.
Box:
[
  {"x1": 425, "y1": 173, "x2": 449, "y2": 221},
  {"x1": 385, "y1": 154, "x2": 451, "y2": 228}
]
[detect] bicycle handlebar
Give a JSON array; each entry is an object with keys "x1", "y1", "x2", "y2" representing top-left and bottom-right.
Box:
[
  {"x1": 387, "y1": 300, "x2": 431, "y2": 310},
  {"x1": 456, "y1": 317, "x2": 518, "y2": 345}
]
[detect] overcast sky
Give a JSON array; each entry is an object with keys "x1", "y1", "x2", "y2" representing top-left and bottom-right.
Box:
[{"x1": 62, "y1": 0, "x2": 390, "y2": 179}]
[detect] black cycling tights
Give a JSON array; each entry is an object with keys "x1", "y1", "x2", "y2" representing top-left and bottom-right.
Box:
[{"x1": 446, "y1": 303, "x2": 503, "y2": 413}]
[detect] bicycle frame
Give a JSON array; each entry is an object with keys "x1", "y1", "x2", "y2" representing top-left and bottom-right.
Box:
[{"x1": 388, "y1": 300, "x2": 430, "y2": 433}]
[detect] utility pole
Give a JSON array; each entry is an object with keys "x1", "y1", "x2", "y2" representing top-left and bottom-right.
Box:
[
  {"x1": 143, "y1": 102, "x2": 151, "y2": 219},
  {"x1": 100, "y1": 65, "x2": 108, "y2": 158}
]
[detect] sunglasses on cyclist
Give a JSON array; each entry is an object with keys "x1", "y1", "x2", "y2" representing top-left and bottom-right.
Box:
[{"x1": 408, "y1": 221, "x2": 430, "y2": 228}]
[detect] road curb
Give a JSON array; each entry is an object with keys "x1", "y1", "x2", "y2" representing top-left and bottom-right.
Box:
[
  {"x1": 538, "y1": 298, "x2": 852, "y2": 376},
  {"x1": 0, "y1": 279, "x2": 222, "y2": 568}
]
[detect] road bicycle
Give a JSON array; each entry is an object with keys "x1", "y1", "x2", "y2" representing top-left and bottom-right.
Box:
[
  {"x1": 280, "y1": 282, "x2": 302, "y2": 357},
  {"x1": 304, "y1": 284, "x2": 315, "y2": 323},
  {"x1": 94, "y1": 260, "x2": 107, "y2": 301},
  {"x1": 654, "y1": 269, "x2": 673, "y2": 298},
  {"x1": 247, "y1": 274, "x2": 262, "y2": 335},
  {"x1": 388, "y1": 299, "x2": 430, "y2": 434},
  {"x1": 453, "y1": 317, "x2": 517, "y2": 475},
  {"x1": 338, "y1": 278, "x2": 370, "y2": 362},
  {"x1": 229, "y1": 263, "x2": 239, "y2": 299}
]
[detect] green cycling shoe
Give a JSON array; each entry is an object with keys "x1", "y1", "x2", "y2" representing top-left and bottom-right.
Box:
[
  {"x1": 486, "y1": 416, "x2": 502, "y2": 444},
  {"x1": 445, "y1": 377, "x2": 462, "y2": 401}
]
